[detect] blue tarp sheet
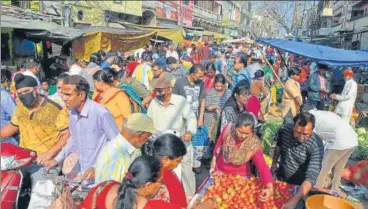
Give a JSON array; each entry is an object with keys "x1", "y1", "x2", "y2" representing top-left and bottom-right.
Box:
[{"x1": 257, "y1": 39, "x2": 368, "y2": 67}]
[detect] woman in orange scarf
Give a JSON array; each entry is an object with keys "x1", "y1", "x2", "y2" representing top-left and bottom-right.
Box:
[{"x1": 92, "y1": 68, "x2": 135, "y2": 133}]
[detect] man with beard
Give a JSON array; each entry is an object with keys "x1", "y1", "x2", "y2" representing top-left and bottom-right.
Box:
[
  {"x1": 0, "y1": 74, "x2": 70, "y2": 187},
  {"x1": 147, "y1": 77, "x2": 197, "y2": 196}
]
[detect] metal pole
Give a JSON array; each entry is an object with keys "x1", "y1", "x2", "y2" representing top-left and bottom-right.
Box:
[{"x1": 259, "y1": 47, "x2": 284, "y2": 87}]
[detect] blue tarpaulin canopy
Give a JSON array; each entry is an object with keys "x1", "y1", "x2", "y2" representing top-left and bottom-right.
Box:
[{"x1": 257, "y1": 39, "x2": 368, "y2": 67}]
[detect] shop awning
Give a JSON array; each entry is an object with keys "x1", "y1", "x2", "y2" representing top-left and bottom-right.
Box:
[
  {"x1": 1, "y1": 15, "x2": 83, "y2": 44},
  {"x1": 122, "y1": 23, "x2": 185, "y2": 43},
  {"x1": 72, "y1": 29, "x2": 157, "y2": 61},
  {"x1": 222, "y1": 38, "x2": 254, "y2": 44},
  {"x1": 257, "y1": 38, "x2": 368, "y2": 67}
]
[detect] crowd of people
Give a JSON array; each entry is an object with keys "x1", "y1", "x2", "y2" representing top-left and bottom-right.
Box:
[{"x1": 0, "y1": 40, "x2": 360, "y2": 209}]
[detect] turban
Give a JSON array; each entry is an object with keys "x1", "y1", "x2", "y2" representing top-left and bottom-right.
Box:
[
  {"x1": 343, "y1": 69, "x2": 354, "y2": 77},
  {"x1": 14, "y1": 74, "x2": 38, "y2": 90}
]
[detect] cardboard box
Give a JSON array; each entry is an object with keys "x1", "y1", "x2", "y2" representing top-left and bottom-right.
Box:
[{"x1": 358, "y1": 84, "x2": 368, "y2": 94}]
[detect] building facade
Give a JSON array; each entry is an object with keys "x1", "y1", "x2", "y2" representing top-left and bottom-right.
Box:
[{"x1": 312, "y1": 0, "x2": 368, "y2": 50}]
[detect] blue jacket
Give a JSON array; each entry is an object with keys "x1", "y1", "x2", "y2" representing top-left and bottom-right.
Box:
[
  {"x1": 231, "y1": 68, "x2": 251, "y2": 92},
  {"x1": 307, "y1": 72, "x2": 328, "y2": 101}
]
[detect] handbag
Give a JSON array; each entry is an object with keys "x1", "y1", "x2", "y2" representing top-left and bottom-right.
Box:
[{"x1": 46, "y1": 185, "x2": 76, "y2": 209}]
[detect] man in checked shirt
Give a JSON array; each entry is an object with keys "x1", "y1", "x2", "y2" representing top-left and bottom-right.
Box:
[{"x1": 272, "y1": 112, "x2": 324, "y2": 209}]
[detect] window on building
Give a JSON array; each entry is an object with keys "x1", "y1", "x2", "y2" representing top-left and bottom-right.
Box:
[{"x1": 194, "y1": 0, "x2": 198, "y2": 6}]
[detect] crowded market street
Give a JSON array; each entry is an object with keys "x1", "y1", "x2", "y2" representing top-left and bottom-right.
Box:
[{"x1": 1, "y1": 1, "x2": 368, "y2": 209}]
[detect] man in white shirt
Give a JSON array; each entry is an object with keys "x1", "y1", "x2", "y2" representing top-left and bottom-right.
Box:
[
  {"x1": 302, "y1": 104, "x2": 358, "y2": 191},
  {"x1": 23, "y1": 60, "x2": 44, "y2": 95},
  {"x1": 147, "y1": 77, "x2": 197, "y2": 195},
  {"x1": 66, "y1": 57, "x2": 83, "y2": 75},
  {"x1": 330, "y1": 69, "x2": 357, "y2": 122},
  {"x1": 166, "y1": 45, "x2": 179, "y2": 60}
]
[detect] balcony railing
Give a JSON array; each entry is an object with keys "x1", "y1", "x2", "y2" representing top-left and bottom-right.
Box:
[
  {"x1": 350, "y1": 13, "x2": 368, "y2": 21},
  {"x1": 193, "y1": 5, "x2": 221, "y2": 21}
]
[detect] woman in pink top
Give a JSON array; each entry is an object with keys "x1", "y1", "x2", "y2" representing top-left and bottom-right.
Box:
[{"x1": 210, "y1": 112, "x2": 274, "y2": 200}]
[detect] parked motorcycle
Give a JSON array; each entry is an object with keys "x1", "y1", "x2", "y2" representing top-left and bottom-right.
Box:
[{"x1": 1, "y1": 143, "x2": 37, "y2": 209}]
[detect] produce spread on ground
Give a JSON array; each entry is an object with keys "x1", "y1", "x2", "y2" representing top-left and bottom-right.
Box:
[{"x1": 200, "y1": 174, "x2": 297, "y2": 209}]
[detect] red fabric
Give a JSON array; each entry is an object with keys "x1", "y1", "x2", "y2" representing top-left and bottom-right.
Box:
[
  {"x1": 144, "y1": 200, "x2": 183, "y2": 209},
  {"x1": 78, "y1": 181, "x2": 120, "y2": 209},
  {"x1": 298, "y1": 68, "x2": 307, "y2": 83},
  {"x1": 213, "y1": 125, "x2": 273, "y2": 185},
  {"x1": 200, "y1": 47, "x2": 211, "y2": 61},
  {"x1": 163, "y1": 169, "x2": 187, "y2": 208},
  {"x1": 266, "y1": 48, "x2": 274, "y2": 54},
  {"x1": 245, "y1": 95, "x2": 261, "y2": 118},
  {"x1": 203, "y1": 76, "x2": 215, "y2": 93},
  {"x1": 126, "y1": 61, "x2": 140, "y2": 74}
]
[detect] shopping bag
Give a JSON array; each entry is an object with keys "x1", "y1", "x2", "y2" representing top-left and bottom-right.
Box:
[
  {"x1": 28, "y1": 178, "x2": 64, "y2": 209},
  {"x1": 192, "y1": 127, "x2": 210, "y2": 167},
  {"x1": 46, "y1": 187, "x2": 76, "y2": 209}
]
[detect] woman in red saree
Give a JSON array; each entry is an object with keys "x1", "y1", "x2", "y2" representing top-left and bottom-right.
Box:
[
  {"x1": 210, "y1": 112, "x2": 274, "y2": 202},
  {"x1": 79, "y1": 156, "x2": 182, "y2": 209},
  {"x1": 142, "y1": 133, "x2": 188, "y2": 208},
  {"x1": 79, "y1": 156, "x2": 217, "y2": 209}
]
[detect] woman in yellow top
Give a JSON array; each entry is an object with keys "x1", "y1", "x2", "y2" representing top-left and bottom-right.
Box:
[{"x1": 92, "y1": 69, "x2": 134, "y2": 133}]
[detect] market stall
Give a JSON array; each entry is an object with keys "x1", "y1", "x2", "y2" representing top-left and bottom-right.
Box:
[
  {"x1": 256, "y1": 39, "x2": 368, "y2": 67},
  {"x1": 71, "y1": 27, "x2": 157, "y2": 61},
  {"x1": 121, "y1": 22, "x2": 185, "y2": 44}
]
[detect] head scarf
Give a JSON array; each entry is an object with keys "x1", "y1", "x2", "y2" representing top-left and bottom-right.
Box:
[{"x1": 222, "y1": 123, "x2": 261, "y2": 165}]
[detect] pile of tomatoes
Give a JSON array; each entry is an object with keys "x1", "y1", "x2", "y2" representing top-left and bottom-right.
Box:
[{"x1": 201, "y1": 174, "x2": 296, "y2": 209}]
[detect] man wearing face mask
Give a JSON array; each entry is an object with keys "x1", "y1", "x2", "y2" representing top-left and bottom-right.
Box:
[
  {"x1": 147, "y1": 77, "x2": 197, "y2": 195},
  {"x1": 173, "y1": 64, "x2": 206, "y2": 128},
  {"x1": 272, "y1": 112, "x2": 324, "y2": 209},
  {"x1": 0, "y1": 74, "x2": 70, "y2": 187},
  {"x1": 1, "y1": 69, "x2": 18, "y2": 145}
]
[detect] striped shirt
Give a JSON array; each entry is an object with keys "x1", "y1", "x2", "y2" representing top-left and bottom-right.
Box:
[
  {"x1": 94, "y1": 134, "x2": 141, "y2": 184},
  {"x1": 203, "y1": 88, "x2": 231, "y2": 127},
  {"x1": 276, "y1": 122, "x2": 324, "y2": 186}
]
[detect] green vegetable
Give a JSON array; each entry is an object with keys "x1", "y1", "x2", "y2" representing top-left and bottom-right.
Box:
[
  {"x1": 261, "y1": 120, "x2": 283, "y2": 155},
  {"x1": 356, "y1": 128, "x2": 366, "y2": 135}
]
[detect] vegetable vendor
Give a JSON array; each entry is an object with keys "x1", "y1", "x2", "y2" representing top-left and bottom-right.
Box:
[
  {"x1": 330, "y1": 68, "x2": 357, "y2": 122},
  {"x1": 211, "y1": 112, "x2": 274, "y2": 202},
  {"x1": 272, "y1": 112, "x2": 324, "y2": 209},
  {"x1": 301, "y1": 104, "x2": 358, "y2": 192}
]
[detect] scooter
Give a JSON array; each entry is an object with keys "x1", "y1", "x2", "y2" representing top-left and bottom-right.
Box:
[{"x1": 1, "y1": 143, "x2": 37, "y2": 209}]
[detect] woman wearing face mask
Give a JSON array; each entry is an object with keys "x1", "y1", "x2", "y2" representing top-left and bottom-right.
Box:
[
  {"x1": 79, "y1": 156, "x2": 184, "y2": 209},
  {"x1": 204, "y1": 74, "x2": 231, "y2": 141},
  {"x1": 203, "y1": 63, "x2": 217, "y2": 93},
  {"x1": 211, "y1": 112, "x2": 274, "y2": 201},
  {"x1": 92, "y1": 69, "x2": 138, "y2": 133},
  {"x1": 220, "y1": 79, "x2": 250, "y2": 130}
]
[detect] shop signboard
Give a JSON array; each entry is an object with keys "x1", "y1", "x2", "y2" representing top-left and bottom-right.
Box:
[
  {"x1": 156, "y1": 1, "x2": 178, "y2": 22},
  {"x1": 179, "y1": 0, "x2": 194, "y2": 27}
]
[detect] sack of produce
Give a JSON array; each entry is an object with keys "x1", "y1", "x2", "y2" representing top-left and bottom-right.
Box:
[{"x1": 341, "y1": 160, "x2": 368, "y2": 188}]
